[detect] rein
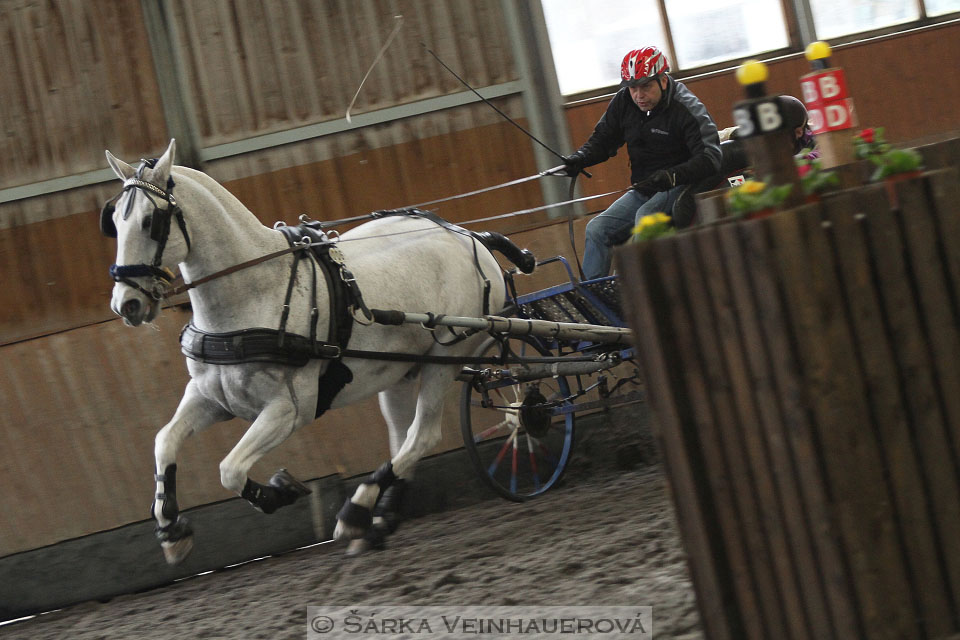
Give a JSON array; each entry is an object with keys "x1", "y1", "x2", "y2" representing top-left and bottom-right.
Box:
[
  {"x1": 102, "y1": 165, "x2": 624, "y2": 303},
  {"x1": 165, "y1": 241, "x2": 313, "y2": 297}
]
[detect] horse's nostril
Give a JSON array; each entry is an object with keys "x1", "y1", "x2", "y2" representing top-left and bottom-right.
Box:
[{"x1": 121, "y1": 299, "x2": 141, "y2": 318}]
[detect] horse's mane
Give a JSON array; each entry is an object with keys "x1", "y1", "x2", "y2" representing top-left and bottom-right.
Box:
[{"x1": 172, "y1": 165, "x2": 262, "y2": 227}]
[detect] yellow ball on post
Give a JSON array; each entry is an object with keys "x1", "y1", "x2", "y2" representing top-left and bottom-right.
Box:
[
  {"x1": 805, "y1": 41, "x2": 832, "y2": 61},
  {"x1": 805, "y1": 41, "x2": 832, "y2": 70},
  {"x1": 736, "y1": 59, "x2": 769, "y2": 86}
]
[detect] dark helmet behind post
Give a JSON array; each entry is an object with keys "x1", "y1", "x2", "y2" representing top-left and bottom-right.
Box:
[
  {"x1": 777, "y1": 95, "x2": 809, "y2": 130},
  {"x1": 620, "y1": 47, "x2": 670, "y2": 88},
  {"x1": 776, "y1": 95, "x2": 814, "y2": 153}
]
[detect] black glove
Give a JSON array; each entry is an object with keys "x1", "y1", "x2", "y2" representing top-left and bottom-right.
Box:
[
  {"x1": 633, "y1": 169, "x2": 677, "y2": 196},
  {"x1": 560, "y1": 152, "x2": 586, "y2": 177}
]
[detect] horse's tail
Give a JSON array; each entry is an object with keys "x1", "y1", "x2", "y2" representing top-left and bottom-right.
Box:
[{"x1": 472, "y1": 231, "x2": 536, "y2": 274}]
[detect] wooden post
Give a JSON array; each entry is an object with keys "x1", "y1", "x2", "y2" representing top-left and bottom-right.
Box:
[
  {"x1": 615, "y1": 164, "x2": 960, "y2": 638},
  {"x1": 731, "y1": 60, "x2": 804, "y2": 209},
  {"x1": 800, "y1": 41, "x2": 857, "y2": 168}
]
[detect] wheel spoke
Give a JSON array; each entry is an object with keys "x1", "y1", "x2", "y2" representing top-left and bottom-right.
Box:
[
  {"x1": 510, "y1": 436, "x2": 519, "y2": 494},
  {"x1": 462, "y1": 336, "x2": 575, "y2": 501},
  {"x1": 531, "y1": 435, "x2": 560, "y2": 466},
  {"x1": 492, "y1": 386, "x2": 520, "y2": 406},
  {"x1": 487, "y1": 430, "x2": 518, "y2": 477},
  {"x1": 525, "y1": 432, "x2": 541, "y2": 492},
  {"x1": 474, "y1": 419, "x2": 514, "y2": 442}
]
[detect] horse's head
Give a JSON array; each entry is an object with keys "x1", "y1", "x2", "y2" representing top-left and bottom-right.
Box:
[{"x1": 101, "y1": 139, "x2": 191, "y2": 326}]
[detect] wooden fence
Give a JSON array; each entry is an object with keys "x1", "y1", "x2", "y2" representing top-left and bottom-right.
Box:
[{"x1": 617, "y1": 161, "x2": 960, "y2": 639}]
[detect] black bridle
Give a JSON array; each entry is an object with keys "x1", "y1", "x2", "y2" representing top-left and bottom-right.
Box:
[{"x1": 100, "y1": 159, "x2": 191, "y2": 300}]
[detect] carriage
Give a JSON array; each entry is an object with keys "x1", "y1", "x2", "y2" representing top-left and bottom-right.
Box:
[{"x1": 454, "y1": 256, "x2": 642, "y2": 502}]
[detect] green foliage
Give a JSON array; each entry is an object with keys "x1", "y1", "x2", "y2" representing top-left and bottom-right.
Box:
[
  {"x1": 853, "y1": 126, "x2": 923, "y2": 181},
  {"x1": 725, "y1": 178, "x2": 793, "y2": 215},
  {"x1": 795, "y1": 153, "x2": 840, "y2": 195},
  {"x1": 868, "y1": 148, "x2": 923, "y2": 181}
]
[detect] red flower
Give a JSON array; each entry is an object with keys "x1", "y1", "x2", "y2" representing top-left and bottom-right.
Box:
[
  {"x1": 797, "y1": 163, "x2": 813, "y2": 178},
  {"x1": 859, "y1": 128, "x2": 875, "y2": 144}
]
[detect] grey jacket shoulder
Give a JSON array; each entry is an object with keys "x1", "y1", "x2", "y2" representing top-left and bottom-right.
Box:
[{"x1": 671, "y1": 80, "x2": 721, "y2": 170}]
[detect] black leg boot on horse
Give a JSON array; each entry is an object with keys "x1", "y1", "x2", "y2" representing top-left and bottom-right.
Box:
[
  {"x1": 346, "y1": 478, "x2": 408, "y2": 556},
  {"x1": 152, "y1": 464, "x2": 195, "y2": 564},
  {"x1": 336, "y1": 462, "x2": 399, "y2": 543},
  {"x1": 241, "y1": 468, "x2": 312, "y2": 514}
]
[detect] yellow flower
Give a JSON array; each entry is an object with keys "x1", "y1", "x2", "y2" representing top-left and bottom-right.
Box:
[
  {"x1": 632, "y1": 212, "x2": 671, "y2": 235},
  {"x1": 630, "y1": 212, "x2": 675, "y2": 243},
  {"x1": 737, "y1": 180, "x2": 767, "y2": 194}
]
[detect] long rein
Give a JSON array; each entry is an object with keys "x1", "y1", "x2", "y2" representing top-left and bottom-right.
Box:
[
  {"x1": 162, "y1": 172, "x2": 630, "y2": 299},
  {"x1": 129, "y1": 173, "x2": 626, "y2": 365},
  {"x1": 164, "y1": 239, "x2": 312, "y2": 297}
]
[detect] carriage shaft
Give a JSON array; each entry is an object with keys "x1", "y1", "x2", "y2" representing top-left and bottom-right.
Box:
[
  {"x1": 378, "y1": 311, "x2": 633, "y2": 345},
  {"x1": 501, "y1": 358, "x2": 623, "y2": 381}
]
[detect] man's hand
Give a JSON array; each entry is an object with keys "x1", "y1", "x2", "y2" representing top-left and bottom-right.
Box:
[
  {"x1": 633, "y1": 169, "x2": 677, "y2": 195},
  {"x1": 560, "y1": 153, "x2": 586, "y2": 177}
]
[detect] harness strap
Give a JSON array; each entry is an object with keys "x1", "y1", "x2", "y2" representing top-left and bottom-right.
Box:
[
  {"x1": 276, "y1": 224, "x2": 359, "y2": 419},
  {"x1": 308, "y1": 255, "x2": 320, "y2": 347},
  {"x1": 277, "y1": 249, "x2": 303, "y2": 348}
]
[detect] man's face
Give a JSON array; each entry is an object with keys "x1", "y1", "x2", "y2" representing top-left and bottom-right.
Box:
[{"x1": 629, "y1": 77, "x2": 664, "y2": 111}]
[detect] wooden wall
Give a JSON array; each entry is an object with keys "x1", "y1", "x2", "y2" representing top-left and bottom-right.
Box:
[
  {"x1": 0, "y1": 0, "x2": 169, "y2": 187},
  {"x1": 169, "y1": 0, "x2": 515, "y2": 145}
]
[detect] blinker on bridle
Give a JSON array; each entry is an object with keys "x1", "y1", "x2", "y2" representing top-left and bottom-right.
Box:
[{"x1": 100, "y1": 158, "x2": 191, "y2": 300}]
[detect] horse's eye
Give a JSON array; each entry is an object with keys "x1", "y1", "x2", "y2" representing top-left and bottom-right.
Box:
[{"x1": 141, "y1": 215, "x2": 152, "y2": 231}]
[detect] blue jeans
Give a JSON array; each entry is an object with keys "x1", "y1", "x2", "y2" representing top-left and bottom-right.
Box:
[{"x1": 582, "y1": 186, "x2": 684, "y2": 280}]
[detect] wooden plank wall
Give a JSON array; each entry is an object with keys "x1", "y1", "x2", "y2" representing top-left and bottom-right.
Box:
[
  {"x1": 617, "y1": 168, "x2": 960, "y2": 639},
  {"x1": 169, "y1": 0, "x2": 515, "y2": 145},
  {"x1": 0, "y1": 0, "x2": 170, "y2": 187}
]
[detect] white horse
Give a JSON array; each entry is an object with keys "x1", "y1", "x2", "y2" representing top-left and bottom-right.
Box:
[{"x1": 102, "y1": 139, "x2": 532, "y2": 563}]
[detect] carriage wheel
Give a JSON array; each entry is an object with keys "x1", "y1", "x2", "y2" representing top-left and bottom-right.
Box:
[{"x1": 460, "y1": 336, "x2": 575, "y2": 502}]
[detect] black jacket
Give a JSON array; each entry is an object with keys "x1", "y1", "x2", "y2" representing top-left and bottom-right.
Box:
[{"x1": 575, "y1": 76, "x2": 721, "y2": 185}]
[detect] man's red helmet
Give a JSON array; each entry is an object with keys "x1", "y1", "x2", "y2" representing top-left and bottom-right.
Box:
[{"x1": 620, "y1": 47, "x2": 670, "y2": 87}]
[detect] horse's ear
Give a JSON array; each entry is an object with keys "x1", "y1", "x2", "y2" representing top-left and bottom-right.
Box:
[
  {"x1": 152, "y1": 139, "x2": 177, "y2": 183},
  {"x1": 105, "y1": 150, "x2": 136, "y2": 181}
]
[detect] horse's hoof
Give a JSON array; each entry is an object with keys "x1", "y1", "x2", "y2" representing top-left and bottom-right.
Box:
[
  {"x1": 161, "y1": 534, "x2": 194, "y2": 565},
  {"x1": 269, "y1": 468, "x2": 311, "y2": 497},
  {"x1": 345, "y1": 538, "x2": 371, "y2": 557},
  {"x1": 334, "y1": 519, "x2": 367, "y2": 541}
]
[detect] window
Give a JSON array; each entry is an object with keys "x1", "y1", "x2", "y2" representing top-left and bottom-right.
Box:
[
  {"x1": 664, "y1": 0, "x2": 789, "y2": 69},
  {"x1": 541, "y1": 0, "x2": 788, "y2": 96},
  {"x1": 541, "y1": 0, "x2": 667, "y2": 96},
  {"x1": 541, "y1": 0, "x2": 958, "y2": 96},
  {"x1": 808, "y1": 0, "x2": 918, "y2": 39},
  {"x1": 925, "y1": 0, "x2": 960, "y2": 16}
]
